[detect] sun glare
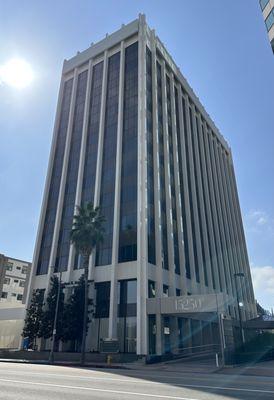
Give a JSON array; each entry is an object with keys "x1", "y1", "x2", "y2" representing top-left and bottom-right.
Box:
[{"x1": 0, "y1": 58, "x2": 34, "y2": 89}]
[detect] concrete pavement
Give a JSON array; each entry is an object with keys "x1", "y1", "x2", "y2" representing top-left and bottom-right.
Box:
[{"x1": 0, "y1": 361, "x2": 274, "y2": 399}]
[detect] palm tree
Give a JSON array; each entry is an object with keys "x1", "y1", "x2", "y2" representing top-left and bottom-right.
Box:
[{"x1": 70, "y1": 202, "x2": 105, "y2": 365}]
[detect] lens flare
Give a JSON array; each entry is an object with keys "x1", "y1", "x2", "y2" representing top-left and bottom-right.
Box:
[{"x1": 0, "y1": 58, "x2": 34, "y2": 89}]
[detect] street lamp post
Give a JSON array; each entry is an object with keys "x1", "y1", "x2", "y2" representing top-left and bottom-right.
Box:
[
  {"x1": 49, "y1": 271, "x2": 62, "y2": 364},
  {"x1": 234, "y1": 272, "x2": 245, "y2": 346}
]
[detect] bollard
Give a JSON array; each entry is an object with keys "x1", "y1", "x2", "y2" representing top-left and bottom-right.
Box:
[
  {"x1": 107, "y1": 354, "x2": 112, "y2": 365},
  {"x1": 215, "y1": 353, "x2": 219, "y2": 367}
]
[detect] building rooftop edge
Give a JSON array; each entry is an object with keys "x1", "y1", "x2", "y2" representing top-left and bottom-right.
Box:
[
  {"x1": 62, "y1": 13, "x2": 230, "y2": 152},
  {"x1": 0, "y1": 254, "x2": 31, "y2": 265}
]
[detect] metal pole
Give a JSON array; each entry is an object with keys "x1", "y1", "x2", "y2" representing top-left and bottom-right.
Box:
[
  {"x1": 49, "y1": 271, "x2": 62, "y2": 364},
  {"x1": 234, "y1": 273, "x2": 244, "y2": 346}
]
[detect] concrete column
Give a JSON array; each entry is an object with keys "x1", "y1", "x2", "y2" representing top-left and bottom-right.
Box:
[
  {"x1": 108, "y1": 41, "x2": 125, "y2": 339},
  {"x1": 184, "y1": 97, "x2": 205, "y2": 290},
  {"x1": 161, "y1": 61, "x2": 175, "y2": 296},
  {"x1": 89, "y1": 51, "x2": 108, "y2": 281},
  {"x1": 177, "y1": 88, "x2": 196, "y2": 293},
  {"x1": 196, "y1": 115, "x2": 220, "y2": 293},
  {"x1": 67, "y1": 60, "x2": 93, "y2": 281},
  {"x1": 208, "y1": 135, "x2": 233, "y2": 299},
  {"x1": 136, "y1": 13, "x2": 148, "y2": 355},
  {"x1": 46, "y1": 69, "x2": 78, "y2": 292},
  {"x1": 202, "y1": 124, "x2": 226, "y2": 293},
  {"x1": 190, "y1": 105, "x2": 213, "y2": 291},
  {"x1": 231, "y1": 160, "x2": 255, "y2": 313},
  {"x1": 226, "y1": 156, "x2": 253, "y2": 318},
  {"x1": 25, "y1": 76, "x2": 65, "y2": 308},
  {"x1": 214, "y1": 144, "x2": 238, "y2": 316},
  {"x1": 150, "y1": 30, "x2": 163, "y2": 355},
  {"x1": 170, "y1": 77, "x2": 187, "y2": 294}
]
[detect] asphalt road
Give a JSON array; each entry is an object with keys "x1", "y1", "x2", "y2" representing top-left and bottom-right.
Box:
[{"x1": 0, "y1": 362, "x2": 273, "y2": 400}]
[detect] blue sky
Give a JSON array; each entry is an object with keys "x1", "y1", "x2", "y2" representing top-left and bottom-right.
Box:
[{"x1": 0, "y1": 0, "x2": 273, "y2": 309}]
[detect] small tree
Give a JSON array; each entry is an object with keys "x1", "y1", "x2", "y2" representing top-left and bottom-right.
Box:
[
  {"x1": 62, "y1": 276, "x2": 94, "y2": 350},
  {"x1": 39, "y1": 275, "x2": 64, "y2": 343},
  {"x1": 70, "y1": 202, "x2": 105, "y2": 365},
  {"x1": 22, "y1": 289, "x2": 44, "y2": 349}
]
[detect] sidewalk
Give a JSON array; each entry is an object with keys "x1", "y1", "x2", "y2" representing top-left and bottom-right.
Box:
[{"x1": 219, "y1": 360, "x2": 274, "y2": 377}]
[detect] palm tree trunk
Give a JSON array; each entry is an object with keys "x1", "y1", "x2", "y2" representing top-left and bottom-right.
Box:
[{"x1": 80, "y1": 253, "x2": 90, "y2": 365}]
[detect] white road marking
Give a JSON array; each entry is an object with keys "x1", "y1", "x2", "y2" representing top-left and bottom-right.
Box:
[
  {"x1": 1, "y1": 367, "x2": 274, "y2": 390},
  {"x1": 0, "y1": 376, "x2": 274, "y2": 395},
  {"x1": 0, "y1": 378, "x2": 199, "y2": 400}
]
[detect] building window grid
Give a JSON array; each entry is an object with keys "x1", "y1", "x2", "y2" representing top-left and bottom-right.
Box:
[
  {"x1": 207, "y1": 129, "x2": 230, "y2": 293},
  {"x1": 260, "y1": 0, "x2": 269, "y2": 11},
  {"x1": 181, "y1": 98, "x2": 200, "y2": 283},
  {"x1": 96, "y1": 51, "x2": 120, "y2": 266},
  {"x1": 118, "y1": 42, "x2": 138, "y2": 263},
  {"x1": 174, "y1": 87, "x2": 191, "y2": 279},
  {"x1": 166, "y1": 75, "x2": 180, "y2": 275},
  {"x1": 195, "y1": 116, "x2": 216, "y2": 289},
  {"x1": 265, "y1": 8, "x2": 274, "y2": 31},
  {"x1": 190, "y1": 114, "x2": 211, "y2": 286},
  {"x1": 212, "y1": 139, "x2": 237, "y2": 298},
  {"x1": 74, "y1": 61, "x2": 104, "y2": 269},
  {"x1": 55, "y1": 70, "x2": 88, "y2": 272},
  {"x1": 36, "y1": 78, "x2": 73, "y2": 275},
  {"x1": 146, "y1": 47, "x2": 156, "y2": 265},
  {"x1": 201, "y1": 122, "x2": 223, "y2": 291},
  {"x1": 189, "y1": 107, "x2": 208, "y2": 286},
  {"x1": 156, "y1": 61, "x2": 169, "y2": 270},
  {"x1": 217, "y1": 146, "x2": 241, "y2": 302}
]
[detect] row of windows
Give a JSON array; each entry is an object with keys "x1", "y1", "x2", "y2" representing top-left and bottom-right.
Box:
[
  {"x1": 37, "y1": 79, "x2": 73, "y2": 275},
  {"x1": 94, "y1": 279, "x2": 137, "y2": 318},
  {"x1": 265, "y1": 8, "x2": 274, "y2": 31},
  {"x1": 1, "y1": 292, "x2": 23, "y2": 301},
  {"x1": 3, "y1": 277, "x2": 25, "y2": 287},
  {"x1": 260, "y1": 0, "x2": 269, "y2": 11},
  {"x1": 96, "y1": 52, "x2": 120, "y2": 266},
  {"x1": 55, "y1": 70, "x2": 88, "y2": 272},
  {"x1": 146, "y1": 47, "x2": 156, "y2": 265},
  {"x1": 166, "y1": 75, "x2": 180, "y2": 275},
  {"x1": 118, "y1": 43, "x2": 138, "y2": 263},
  {"x1": 157, "y1": 62, "x2": 169, "y2": 270},
  {"x1": 75, "y1": 62, "x2": 104, "y2": 269}
]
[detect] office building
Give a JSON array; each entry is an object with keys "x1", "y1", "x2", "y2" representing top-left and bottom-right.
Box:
[
  {"x1": 26, "y1": 15, "x2": 256, "y2": 356},
  {"x1": 260, "y1": 0, "x2": 274, "y2": 52}
]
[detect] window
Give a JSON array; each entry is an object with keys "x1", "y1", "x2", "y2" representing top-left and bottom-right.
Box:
[
  {"x1": 19, "y1": 281, "x2": 25, "y2": 287},
  {"x1": 17, "y1": 294, "x2": 23, "y2": 301},
  {"x1": 1, "y1": 292, "x2": 7, "y2": 299},
  {"x1": 148, "y1": 280, "x2": 156, "y2": 298},
  {"x1": 14, "y1": 279, "x2": 19, "y2": 283},
  {"x1": 95, "y1": 282, "x2": 110, "y2": 318},
  {"x1": 16, "y1": 266, "x2": 21, "y2": 271},
  {"x1": 163, "y1": 284, "x2": 169, "y2": 297},
  {"x1": 260, "y1": 0, "x2": 269, "y2": 11},
  {"x1": 118, "y1": 280, "x2": 137, "y2": 317},
  {"x1": 176, "y1": 288, "x2": 181, "y2": 297},
  {"x1": 4, "y1": 278, "x2": 10, "y2": 285},
  {"x1": 6, "y1": 263, "x2": 13, "y2": 271},
  {"x1": 266, "y1": 9, "x2": 274, "y2": 31},
  {"x1": 22, "y1": 267, "x2": 28, "y2": 274},
  {"x1": 11, "y1": 293, "x2": 17, "y2": 297}
]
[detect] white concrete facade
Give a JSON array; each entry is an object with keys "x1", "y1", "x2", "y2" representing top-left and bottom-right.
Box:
[
  {"x1": 0, "y1": 255, "x2": 31, "y2": 305},
  {"x1": 26, "y1": 15, "x2": 257, "y2": 356}
]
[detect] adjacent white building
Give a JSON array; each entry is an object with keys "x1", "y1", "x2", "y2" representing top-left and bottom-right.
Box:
[
  {"x1": 0, "y1": 254, "x2": 31, "y2": 349},
  {"x1": 26, "y1": 15, "x2": 257, "y2": 356}
]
